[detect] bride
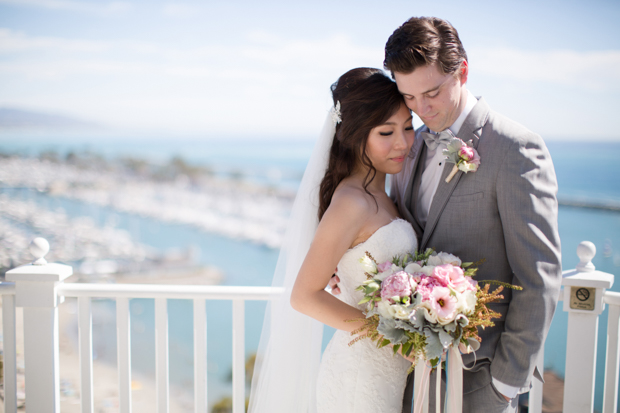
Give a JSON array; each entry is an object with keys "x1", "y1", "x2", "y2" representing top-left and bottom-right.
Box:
[{"x1": 249, "y1": 67, "x2": 418, "y2": 412}]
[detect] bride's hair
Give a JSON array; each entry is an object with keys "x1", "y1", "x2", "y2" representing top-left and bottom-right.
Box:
[{"x1": 318, "y1": 67, "x2": 405, "y2": 220}]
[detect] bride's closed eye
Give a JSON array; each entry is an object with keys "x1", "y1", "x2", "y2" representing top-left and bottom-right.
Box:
[{"x1": 379, "y1": 131, "x2": 394, "y2": 136}]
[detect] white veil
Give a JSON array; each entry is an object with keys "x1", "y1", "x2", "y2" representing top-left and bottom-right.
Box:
[{"x1": 248, "y1": 111, "x2": 336, "y2": 413}]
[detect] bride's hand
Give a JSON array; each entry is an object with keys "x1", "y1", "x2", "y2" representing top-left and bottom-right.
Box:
[{"x1": 327, "y1": 274, "x2": 341, "y2": 295}]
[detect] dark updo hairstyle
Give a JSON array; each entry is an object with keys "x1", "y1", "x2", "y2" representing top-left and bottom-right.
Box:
[{"x1": 318, "y1": 67, "x2": 406, "y2": 220}]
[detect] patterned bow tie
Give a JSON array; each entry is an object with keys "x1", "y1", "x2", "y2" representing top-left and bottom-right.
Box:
[{"x1": 421, "y1": 130, "x2": 454, "y2": 151}]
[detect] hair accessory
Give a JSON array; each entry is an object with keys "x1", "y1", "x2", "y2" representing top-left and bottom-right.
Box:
[{"x1": 330, "y1": 101, "x2": 342, "y2": 125}]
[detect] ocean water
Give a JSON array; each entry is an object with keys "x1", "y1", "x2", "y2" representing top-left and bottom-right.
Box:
[{"x1": 1, "y1": 135, "x2": 620, "y2": 411}]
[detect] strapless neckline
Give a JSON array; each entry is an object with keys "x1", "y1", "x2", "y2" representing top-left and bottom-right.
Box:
[{"x1": 349, "y1": 218, "x2": 409, "y2": 252}]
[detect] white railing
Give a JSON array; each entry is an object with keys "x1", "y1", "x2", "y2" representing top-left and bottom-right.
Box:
[
  {"x1": 0, "y1": 282, "x2": 17, "y2": 412},
  {"x1": 2, "y1": 238, "x2": 282, "y2": 413},
  {"x1": 0, "y1": 239, "x2": 618, "y2": 413},
  {"x1": 56, "y1": 284, "x2": 279, "y2": 413}
]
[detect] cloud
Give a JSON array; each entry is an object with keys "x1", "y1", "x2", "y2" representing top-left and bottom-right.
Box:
[
  {"x1": 471, "y1": 47, "x2": 620, "y2": 92},
  {"x1": 0, "y1": 0, "x2": 132, "y2": 14},
  {"x1": 2, "y1": 27, "x2": 618, "y2": 137},
  {"x1": 161, "y1": 3, "x2": 199, "y2": 18},
  {"x1": 0, "y1": 28, "x2": 111, "y2": 54}
]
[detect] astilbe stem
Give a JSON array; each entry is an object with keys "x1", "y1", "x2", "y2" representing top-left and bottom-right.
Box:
[{"x1": 463, "y1": 283, "x2": 504, "y2": 342}]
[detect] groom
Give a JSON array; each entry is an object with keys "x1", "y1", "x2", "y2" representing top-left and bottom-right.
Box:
[
  {"x1": 330, "y1": 16, "x2": 562, "y2": 413},
  {"x1": 385, "y1": 17, "x2": 562, "y2": 413}
]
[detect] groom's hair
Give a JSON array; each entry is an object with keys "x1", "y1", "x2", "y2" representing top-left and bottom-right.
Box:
[{"x1": 384, "y1": 17, "x2": 467, "y2": 76}]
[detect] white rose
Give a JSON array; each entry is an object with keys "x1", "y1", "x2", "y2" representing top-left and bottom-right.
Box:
[
  {"x1": 420, "y1": 266, "x2": 434, "y2": 276},
  {"x1": 437, "y1": 252, "x2": 462, "y2": 266},
  {"x1": 377, "y1": 301, "x2": 396, "y2": 319},
  {"x1": 392, "y1": 304, "x2": 412, "y2": 320},
  {"x1": 427, "y1": 255, "x2": 443, "y2": 266},
  {"x1": 456, "y1": 290, "x2": 477, "y2": 314},
  {"x1": 404, "y1": 262, "x2": 422, "y2": 274},
  {"x1": 418, "y1": 302, "x2": 438, "y2": 323},
  {"x1": 375, "y1": 268, "x2": 393, "y2": 281},
  {"x1": 437, "y1": 313, "x2": 457, "y2": 326}
]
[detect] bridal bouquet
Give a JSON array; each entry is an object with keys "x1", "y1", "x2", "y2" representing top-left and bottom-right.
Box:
[{"x1": 351, "y1": 248, "x2": 516, "y2": 369}]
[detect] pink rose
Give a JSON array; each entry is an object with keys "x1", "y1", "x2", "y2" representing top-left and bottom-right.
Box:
[
  {"x1": 381, "y1": 271, "x2": 413, "y2": 301},
  {"x1": 377, "y1": 261, "x2": 393, "y2": 272},
  {"x1": 432, "y1": 264, "x2": 476, "y2": 293},
  {"x1": 444, "y1": 265, "x2": 466, "y2": 291},
  {"x1": 430, "y1": 264, "x2": 453, "y2": 287},
  {"x1": 458, "y1": 146, "x2": 474, "y2": 161}
]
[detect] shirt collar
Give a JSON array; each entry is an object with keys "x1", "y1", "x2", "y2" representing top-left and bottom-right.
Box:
[{"x1": 448, "y1": 89, "x2": 477, "y2": 136}]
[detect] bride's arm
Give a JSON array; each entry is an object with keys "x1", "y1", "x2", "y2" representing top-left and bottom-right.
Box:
[{"x1": 290, "y1": 188, "x2": 371, "y2": 333}]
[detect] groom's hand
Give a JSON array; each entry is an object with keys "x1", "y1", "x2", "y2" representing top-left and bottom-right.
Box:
[{"x1": 328, "y1": 274, "x2": 341, "y2": 295}]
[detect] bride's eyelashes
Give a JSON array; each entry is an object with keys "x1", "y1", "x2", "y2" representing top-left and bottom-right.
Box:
[{"x1": 379, "y1": 125, "x2": 414, "y2": 136}]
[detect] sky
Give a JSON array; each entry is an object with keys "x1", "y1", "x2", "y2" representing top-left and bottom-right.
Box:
[{"x1": 0, "y1": 0, "x2": 619, "y2": 140}]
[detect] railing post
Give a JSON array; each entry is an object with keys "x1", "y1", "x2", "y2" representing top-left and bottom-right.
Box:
[
  {"x1": 5, "y1": 238, "x2": 72, "y2": 413},
  {"x1": 561, "y1": 241, "x2": 614, "y2": 413}
]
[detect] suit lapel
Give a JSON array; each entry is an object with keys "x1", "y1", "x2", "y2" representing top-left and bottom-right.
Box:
[
  {"x1": 420, "y1": 97, "x2": 490, "y2": 249},
  {"x1": 404, "y1": 127, "x2": 427, "y2": 240}
]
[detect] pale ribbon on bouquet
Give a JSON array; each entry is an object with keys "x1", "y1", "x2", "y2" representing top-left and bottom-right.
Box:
[{"x1": 413, "y1": 347, "x2": 464, "y2": 413}]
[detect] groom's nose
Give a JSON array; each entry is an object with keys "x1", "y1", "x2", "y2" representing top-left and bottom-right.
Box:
[{"x1": 414, "y1": 97, "x2": 432, "y2": 117}]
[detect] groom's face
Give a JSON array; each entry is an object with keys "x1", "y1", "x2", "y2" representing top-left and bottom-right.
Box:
[{"x1": 393, "y1": 63, "x2": 468, "y2": 133}]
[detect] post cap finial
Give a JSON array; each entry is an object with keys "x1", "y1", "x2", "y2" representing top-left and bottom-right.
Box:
[
  {"x1": 576, "y1": 241, "x2": 596, "y2": 272},
  {"x1": 29, "y1": 237, "x2": 50, "y2": 265}
]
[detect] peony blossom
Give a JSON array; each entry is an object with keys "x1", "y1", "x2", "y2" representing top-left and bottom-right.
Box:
[
  {"x1": 381, "y1": 271, "x2": 413, "y2": 301},
  {"x1": 415, "y1": 275, "x2": 442, "y2": 302}
]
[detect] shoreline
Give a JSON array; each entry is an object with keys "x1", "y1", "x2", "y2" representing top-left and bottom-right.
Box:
[{"x1": 0, "y1": 156, "x2": 293, "y2": 249}]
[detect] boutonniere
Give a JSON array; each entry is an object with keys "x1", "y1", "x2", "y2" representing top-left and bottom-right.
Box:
[{"x1": 442, "y1": 138, "x2": 480, "y2": 183}]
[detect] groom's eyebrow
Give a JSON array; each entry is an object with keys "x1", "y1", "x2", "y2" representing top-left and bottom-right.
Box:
[
  {"x1": 423, "y1": 84, "x2": 441, "y2": 94},
  {"x1": 398, "y1": 84, "x2": 440, "y2": 98}
]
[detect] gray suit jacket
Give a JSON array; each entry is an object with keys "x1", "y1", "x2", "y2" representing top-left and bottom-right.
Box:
[{"x1": 391, "y1": 97, "x2": 562, "y2": 396}]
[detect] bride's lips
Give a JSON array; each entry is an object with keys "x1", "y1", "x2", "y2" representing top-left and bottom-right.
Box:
[{"x1": 391, "y1": 155, "x2": 406, "y2": 163}]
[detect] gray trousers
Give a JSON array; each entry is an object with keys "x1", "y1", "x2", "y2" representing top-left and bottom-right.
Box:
[{"x1": 402, "y1": 370, "x2": 518, "y2": 413}]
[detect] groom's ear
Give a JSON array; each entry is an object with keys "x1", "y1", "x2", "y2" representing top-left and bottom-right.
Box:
[{"x1": 458, "y1": 60, "x2": 469, "y2": 85}]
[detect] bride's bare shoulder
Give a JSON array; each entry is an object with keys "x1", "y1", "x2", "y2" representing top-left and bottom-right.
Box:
[{"x1": 326, "y1": 182, "x2": 376, "y2": 222}]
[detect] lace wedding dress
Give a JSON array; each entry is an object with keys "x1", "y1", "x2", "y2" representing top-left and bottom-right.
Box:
[{"x1": 315, "y1": 218, "x2": 418, "y2": 412}]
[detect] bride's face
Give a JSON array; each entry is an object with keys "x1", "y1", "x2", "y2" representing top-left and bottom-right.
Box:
[{"x1": 364, "y1": 104, "x2": 414, "y2": 175}]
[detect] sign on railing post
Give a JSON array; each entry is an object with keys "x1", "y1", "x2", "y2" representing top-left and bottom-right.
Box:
[
  {"x1": 5, "y1": 238, "x2": 72, "y2": 413},
  {"x1": 561, "y1": 241, "x2": 614, "y2": 413}
]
